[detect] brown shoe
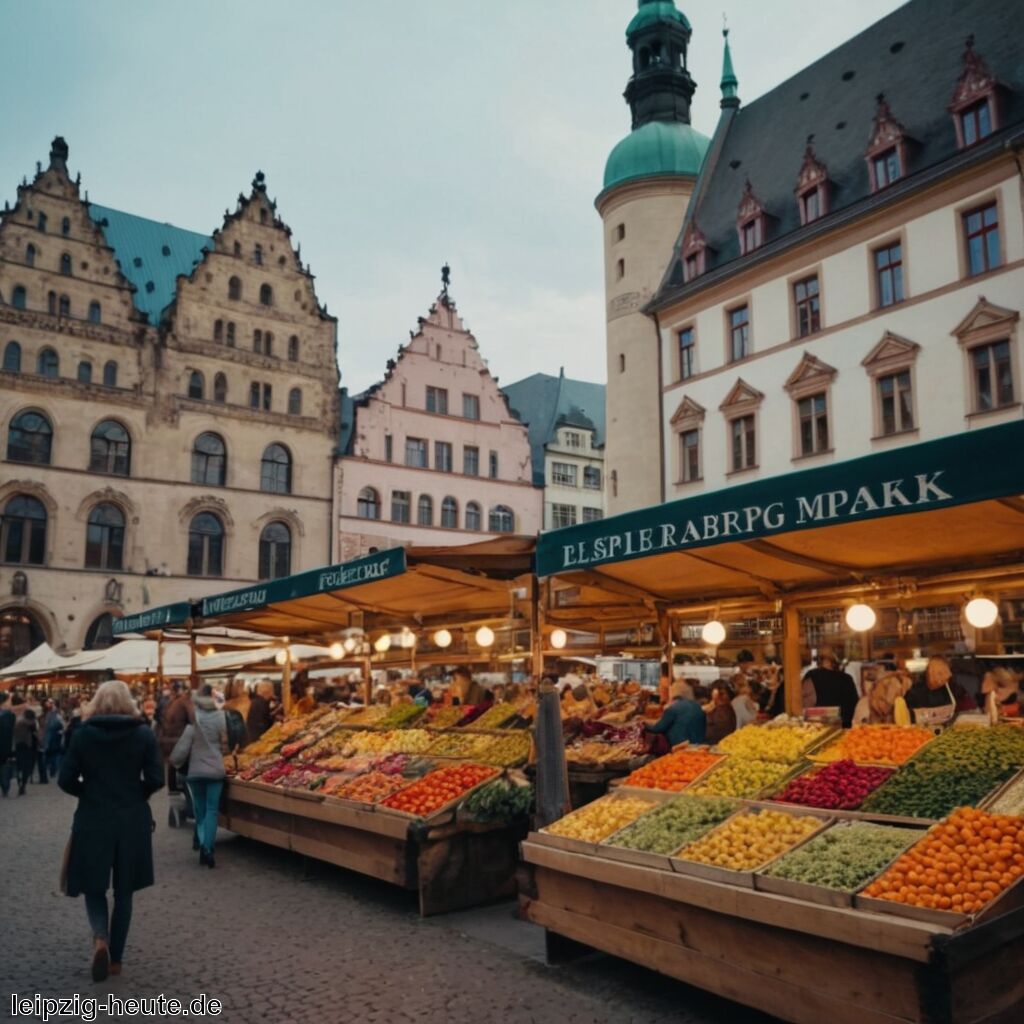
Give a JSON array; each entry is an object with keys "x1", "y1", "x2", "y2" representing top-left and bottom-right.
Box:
[
  {"x1": 109, "y1": 963, "x2": 122, "y2": 976},
  {"x1": 91, "y1": 940, "x2": 110, "y2": 982}
]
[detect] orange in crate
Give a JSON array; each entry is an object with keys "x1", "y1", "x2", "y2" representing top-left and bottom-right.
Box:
[
  {"x1": 623, "y1": 749, "x2": 723, "y2": 792},
  {"x1": 816, "y1": 725, "x2": 933, "y2": 766}
]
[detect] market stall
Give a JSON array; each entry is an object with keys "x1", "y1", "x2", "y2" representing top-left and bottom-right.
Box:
[
  {"x1": 523, "y1": 420, "x2": 1024, "y2": 1024},
  {"x1": 192, "y1": 540, "x2": 539, "y2": 915}
]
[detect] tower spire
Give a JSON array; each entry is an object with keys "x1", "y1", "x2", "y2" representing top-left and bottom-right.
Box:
[
  {"x1": 624, "y1": 1, "x2": 696, "y2": 130},
  {"x1": 720, "y1": 23, "x2": 739, "y2": 108}
]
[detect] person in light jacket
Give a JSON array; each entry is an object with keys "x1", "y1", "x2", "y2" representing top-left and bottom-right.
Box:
[{"x1": 171, "y1": 685, "x2": 227, "y2": 868}]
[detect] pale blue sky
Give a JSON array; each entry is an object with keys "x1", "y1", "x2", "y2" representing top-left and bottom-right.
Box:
[{"x1": 1, "y1": 0, "x2": 903, "y2": 393}]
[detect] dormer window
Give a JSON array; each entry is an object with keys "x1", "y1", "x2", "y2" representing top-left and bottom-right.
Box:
[
  {"x1": 873, "y1": 149, "x2": 901, "y2": 189},
  {"x1": 795, "y1": 144, "x2": 829, "y2": 225},
  {"x1": 736, "y1": 181, "x2": 765, "y2": 256},
  {"x1": 950, "y1": 37, "x2": 1000, "y2": 150},
  {"x1": 681, "y1": 222, "x2": 707, "y2": 282},
  {"x1": 865, "y1": 95, "x2": 908, "y2": 192}
]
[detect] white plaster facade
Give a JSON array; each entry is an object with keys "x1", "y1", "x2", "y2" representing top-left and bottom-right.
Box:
[{"x1": 543, "y1": 425, "x2": 605, "y2": 530}]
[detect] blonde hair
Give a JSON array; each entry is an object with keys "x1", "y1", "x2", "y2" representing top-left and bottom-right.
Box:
[{"x1": 85, "y1": 680, "x2": 140, "y2": 719}]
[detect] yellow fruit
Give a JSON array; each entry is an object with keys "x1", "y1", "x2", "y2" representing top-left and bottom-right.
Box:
[
  {"x1": 678, "y1": 810, "x2": 820, "y2": 870},
  {"x1": 545, "y1": 796, "x2": 653, "y2": 843},
  {"x1": 689, "y1": 758, "x2": 792, "y2": 798},
  {"x1": 717, "y1": 722, "x2": 830, "y2": 763}
]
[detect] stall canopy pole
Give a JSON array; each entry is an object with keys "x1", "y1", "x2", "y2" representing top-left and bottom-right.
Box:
[
  {"x1": 530, "y1": 577, "x2": 543, "y2": 681},
  {"x1": 534, "y1": 678, "x2": 572, "y2": 824},
  {"x1": 189, "y1": 631, "x2": 198, "y2": 691},
  {"x1": 157, "y1": 633, "x2": 165, "y2": 690},
  {"x1": 363, "y1": 656, "x2": 371, "y2": 706},
  {"x1": 657, "y1": 606, "x2": 672, "y2": 677},
  {"x1": 782, "y1": 603, "x2": 802, "y2": 717},
  {"x1": 282, "y1": 646, "x2": 292, "y2": 717}
]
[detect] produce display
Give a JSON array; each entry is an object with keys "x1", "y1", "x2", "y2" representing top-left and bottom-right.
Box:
[
  {"x1": 471, "y1": 703, "x2": 520, "y2": 729},
  {"x1": 716, "y1": 721, "x2": 831, "y2": 764},
  {"x1": 763, "y1": 822, "x2": 920, "y2": 891},
  {"x1": 811, "y1": 725, "x2": 933, "y2": 766},
  {"x1": 426, "y1": 733, "x2": 495, "y2": 760},
  {"x1": 343, "y1": 705, "x2": 389, "y2": 726},
  {"x1": 622, "y1": 749, "x2": 723, "y2": 792},
  {"x1": 565, "y1": 736, "x2": 644, "y2": 767},
  {"x1": 676, "y1": 810, "x2": 822, "y2": 872},
  {"x1": 424, "y1": 706, "x2": 465, "y2": 729},
  {"x1": 603, "y1": 795, "x2": 737, "y2": 854},
  {"x1": 346, "y1": 729, "x2": 433, "y2": 755},
  {"x1": 381, "y1": 763, "x2": 497, "y2": 816},
  {"x1": 860, "y1": 726, "x2": 1024, "y2": 820},
  {"x1": 544, "y1": 795, "x2": 655, "y2": 843},
  {"x1": 862, "y1": 807, "x2": 1024, "y2": 914},
  {"x1": 375, "y1": 703, "x2": 426, "y2": 729},
  {"x1": 476, "y1": 732, "x2": 531, "y2": 768},
  {"x1": 328, "y1": 770, "x2": 410, "y2": 803},
  {"x1": 688, "y1": 757, "x2": 794, "y2": 798},
  {"x1": 987, "y1": 773, "x2": 1024, "y2": 816},
  {"x1": 461, "y1": 778, "x2": 533, "y2": 822},
  {"x1": 772, "y1": 760, "x2": 895, "y2": 811}
]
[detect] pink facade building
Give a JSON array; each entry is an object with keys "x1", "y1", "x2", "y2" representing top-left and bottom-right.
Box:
[{"x1": 334, "y1": 283, "x2": 541, "y2": 560}]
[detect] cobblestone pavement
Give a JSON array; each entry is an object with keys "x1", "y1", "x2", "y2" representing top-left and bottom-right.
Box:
[{"x1": 0, "y1": 782, "x2": 781, "y2": 1023}]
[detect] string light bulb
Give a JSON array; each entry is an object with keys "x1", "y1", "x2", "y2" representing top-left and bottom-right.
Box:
[
  {"x1": 845, "y1": 603, "x2": 877, "y2": 632},
  {"x1": 433, "y1": 628, "x2": 452, "y2": 649},
  {"x1": 400, "y1": 628, "x2": 416, "y2": 649},
  {"x1": 965, "y1": 597, "x2": 999, "y2": 629},
  {"x1": 550, "y1": 628, "x2": 567, "y2": 650},
  {"x1": 373, "y1": 634, "x2": 392, "y2": 653},
  {"x1": 701, "y1": 620, "x2": 726, "y2": 646},
  {"x1": 475, "y1": 625, "x2": 495, "y2": 648},
  {"x1": 329, "y1": 642, "x2": 344, "y2": 660}
]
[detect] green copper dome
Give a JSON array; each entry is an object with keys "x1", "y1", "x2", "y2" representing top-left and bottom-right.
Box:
[
  {"x1": 626, "y1": 1, "x2": 691, "y2": 39},
  {"x1": 602, "y1": 120, "x2": 709, "y2": 191}
]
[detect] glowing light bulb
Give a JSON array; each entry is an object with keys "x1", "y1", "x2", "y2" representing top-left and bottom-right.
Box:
[
  {"x1": 274, "y1": 648, "x2": 288, "y2": 666},
  {"x1": 400, "y1": 629, "x2": 416, "y2": 649},
  {"x1": 433, "y1": 629, "x2": 452, "y2": 648},
  {"x1": 475, "y1": 625, "x2": 495, "y2": 648},
  {"x1": 845, "y1": 603, "x2": 877, "y2": 632},
  {"x1": 701, "y1": 620, "x2": 726, "y2": 646},
  {"x1": 374, "y1": 634, "x2": 392, "y2": 653},
  {"x1": 343, "y1": 636, "x2": 357, "y2": 653},
  {"x1": 965, "y1": 597, "x2": 999, "y2": 629},
  {"x1": 550, "y1": 628, "x2": 567, "y2": 650},
  {"x1": 329, "y1": 642, "x2": 344, "y2": 660}
]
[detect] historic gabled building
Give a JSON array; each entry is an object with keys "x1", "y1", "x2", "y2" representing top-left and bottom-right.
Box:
[
  {"x1": 502, "y1": 370, "x2": 606, "y2": 530},
  {"x1": 0, "y1": 139, "x2": 338, "y2": 664},
  {"x1": 334, "y1": 279, "x2": 541, "y2": 560},
  {"x1": 646, "y1": 0, "x2": 1023, "y2": 499}
]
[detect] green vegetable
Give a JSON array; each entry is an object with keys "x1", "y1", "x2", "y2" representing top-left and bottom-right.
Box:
[
  {"x1": 461, "y1": 779, "x2": 533, "y2": 822},
  {"x1": 603, "y1": 795, "x2": 737, "y2": 854}
]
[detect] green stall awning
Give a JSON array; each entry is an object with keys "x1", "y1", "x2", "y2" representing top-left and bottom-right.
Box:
[{"x1": 113, "y1": 602, "x2": 194, "y2": 637}]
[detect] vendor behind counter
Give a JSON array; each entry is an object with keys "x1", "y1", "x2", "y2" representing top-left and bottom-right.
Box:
[{"x1": 905, "y1": 655, "x2": 976, "y2": 726}]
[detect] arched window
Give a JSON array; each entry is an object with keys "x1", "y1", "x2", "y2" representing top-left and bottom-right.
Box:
[
  {"x1": 357, "y1": 487, "x2": 381, "y2": 520},
  {"x1": 465, "y1": 501, "x2": 482, "y2": 531},
  {"x1": 259, "y1": 283, "x2": 273, "y2": 306},
  {"x1": 38, "y1": 348, "x2": 59, "y2": 378},
  {"x1": 1, "y1": 495, "x2": 47, "y2": 565},
  {"x1": 61, "y1": 216, "x2": 71, "y2": 236},
  {"x1": 89, "y1": 420, "x2": 130, "y2": 476},
  {"x1": 4, "y1": 341, "x2": 22, "y2": 372},
  {"x1": 7, "y1": 410, "x2": 53, "y2": 464},
  {"x1": 37, "y1": 212, "x2": 47, "y2": 233},
  {"x1": 85, "y1": 503, "x2": 125, "y2": 570},
  {"x1": 47, "y1": 291, "x2": 56, "y2": 315},
  {"x1": 417, "y1": 494, "x2": 434, "y2": 526},
  {"x1": 60, "y1": 252, "x2": 72, "y2": 276},
  {"x1": 260, "y1": 443, "x2": 292, "y2": 494},
  {"x1": 214, "y1": 319, "x2": 223, "y2": 343},
  {"x1": 0, "y1": 606, "x2": 46, "y2": 668},
  {"x1": 58, "y1": 294, "x2": 70, "y2": 317},
  {"x1": 441, "y1": 496, "x2": 458, "y2": 529},
  {"x1": 489, "y1": 505, "x2": 514, "y2": 533},
  {"x1": 12, "y1": 286, "x2": 27, "y2": 310},
  {"x1": 253, "y1": 244, "x2": 263, "y2": 265},
  {"x1": 253, "y1": 328, "x2": 263, "y2": 354},
  {"x1": 84, "y1": 613, "x2": 114, "y2": 650},
  {"x1": 77, "y1": 360, "x2": 92, "y2": 383},
  {"x1": 103, "y1": 361, "x2": 117, "y2": 387},
  {"x1": 264, "y1": 331, "x2": 273, "y2": 357},
  {"x1": 187, "y1": 370, "x2": 204, "y2": 400},
  {"x1": 233, "y1": 241, "x2": 241, "y2": 257},
  {"x1": 25, "y1": 245, "x2": 35, "y2": 267},
  {"x1": 226, "y1": 322, "x2": 236, "y2": 346},
  {"x1": 187, "y1": 512, "x2": 224, "y2": 576},
  {"x1": 258, "y1": 521, "x2": 291, "y2": 580},
  {"x1": 228, "y1": 276, "x2": 242, "y2": 300},
  {"x1": 288, "y1": 335, "x2": 299, "y2": 362},
  {"x1": 213, "y1": 372, "x2": 227, "y2": 403},
  {"x1": 88, "y1": 301, "x2": 101, "y2": 324},
  {"x1": 288, "y1": 388, "x2": 302, "y2": 415},
  {"x1": 191, "y1": 432, "x2": 226, "y2": 486}
]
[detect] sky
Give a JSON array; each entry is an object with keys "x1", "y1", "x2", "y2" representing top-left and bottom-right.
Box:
[{"x1": 1, "y1": 0, "x2": 905, "y2": 394}]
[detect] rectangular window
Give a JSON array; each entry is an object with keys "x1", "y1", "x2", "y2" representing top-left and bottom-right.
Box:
[
  {"x1": 873, "y1": 148, "x2": 901, "y2": 189},
  {"x1": 730, "y1": 415, "x2": 756, "y2": 472},
  {"x1": 680, "y1": 429, "x2": 700, "y2": 483},
  {"x1": 551, "y1": 504, "x2": 577, "y2": 529},
  {"x1": 878, "y1": 370, "x2": 914, "y2": 435},
  {"x1": 728, "y1": 305, "x2": 750, "y2": 363},
  {"x1": 426, "y1": 386, "x2": 448, "y2": 415},
  {"x1": 963, "y1": 202, "x2": 1000, "y2": 277},
  {"x1": 488, "y1": 451, "x2": 498, "y2": 479},
  {"x1": 552, "y1": 462, "x2": 577, "y2": 487},
  {"x1": 463, "y1": 445, "x2": 479, "y2": 476},
  {"x1": 262, "y1": 383, "x2": 272, "y2": 412},
  {"x1": 563, "y1": 431, "x2": 582, "y2": 449},
  {"x1": 961, "y1": 100, "x2": 993, "y2": 147},
  {"x1": 740, "y1": 219, "x2": 761, "y2": 255},
  {"x1": 434, "y1": 440, "x2": 453, "y2": 472},
  {"x1": 678, "y1": 327, "x2": 695, "y2": 380},
  {"x1": 874, "y1": 242, "x2": 904, "y2": 307},
  {"x1": 802, "y1": 188, "x2": 821, "y2": 223},
  {"x1": 462, "y1": 393, "x2": 480, "y2": 420},
  {"x1": 798, "y1": 393, "x2": 829, "y2": 455},
  {"x1": 793, "y1": 275, "x2": 821, "y2": 337},
  {"x1": 249, "y1": 382, "x2": 260, "y2": 409},
  {"x1": 683, "y1": 254, "x2": 699, "y2": 282},
  {"x1": 583, "y1": 466, "x2": 601, "y2": 490},
  {"x1": 972, "y1": 340, "x2": 1014, "y2": 412},
  {"x1": 582, "y1": 507, "x2": 603, "y2": 523},
  {"x1": 384, "y1": 434, "x2": 393, "y2": 463},
  {"x1": 405, "y1": 437, "x2": 428, "y2": 468},
  {"x1": 391, "y1": 490, "x2": 410, "y2": 524}
]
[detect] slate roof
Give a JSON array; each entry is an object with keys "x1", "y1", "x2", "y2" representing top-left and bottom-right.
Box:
[
  {"x1": 88, "y1": 204, "x2": 213, "y2": 323},
  {"x1": 336, "y1": 387, "x2": 358, "y2": 456},
  {"x1": 503, "y1": 371, "x2": 606, "y2": 487},
  {"x1": 653, "y1": 0, "x2": 1024, "y2": 307}
]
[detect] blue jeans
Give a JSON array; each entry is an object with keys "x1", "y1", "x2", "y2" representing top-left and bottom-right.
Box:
[
  {"x1": 187, "y1": 778, "x2": 223, "y2": 854},
  {"x1": 85, "y1": 891, "x2": 133, "y2": 964}
]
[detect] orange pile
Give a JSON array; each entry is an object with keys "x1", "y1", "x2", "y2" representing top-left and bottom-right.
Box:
[
  {"x1": 623, "y1": 749, "x2": 723, "y2": 792},
  {"x1": 819, "y1": 725, "x2": 933, "y2": 766},
  {"x1": 862, "y1": 807, "x2": 1024, "y2": 914}
]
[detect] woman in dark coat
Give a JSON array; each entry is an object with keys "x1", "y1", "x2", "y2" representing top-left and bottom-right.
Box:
[
  {"x1": 13, "y1": 705, "x2": 38, "y2": 795},
  {"x1": 58, "y1": 680, "x2": 164, "y2": 982}
]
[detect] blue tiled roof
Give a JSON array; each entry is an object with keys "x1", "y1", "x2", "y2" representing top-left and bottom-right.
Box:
[
  {"x1": 88, "y1": 204, "x2": 213, "y2": 323},
  {"x1": 337, "y1": 387, "x2": 358, "y2": 455},
  {"x1": 502, "y1": 371, "x2": 606, "y2": 487}
]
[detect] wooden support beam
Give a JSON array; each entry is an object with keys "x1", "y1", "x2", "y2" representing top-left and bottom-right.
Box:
[
  {"x1": 783, "y1": 602, "x2": 802, "y2": 717},
  {"x1": 744, "y1": 538, "x2": 863, "y2": 579}
]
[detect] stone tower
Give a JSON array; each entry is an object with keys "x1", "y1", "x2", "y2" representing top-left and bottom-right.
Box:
[{"x1": 597, "y1": 0, "x2": 709, "y2": 514}]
